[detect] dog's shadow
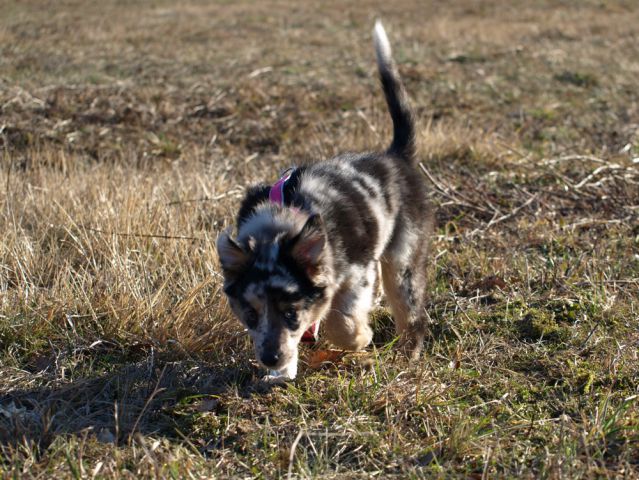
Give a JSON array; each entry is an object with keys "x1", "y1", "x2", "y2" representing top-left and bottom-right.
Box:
[
  {"x1": 1, "y1": 311, "x2": 441, "y2": 452},
  {"x1": 0, "y1": 351, "x2": 278, "y2": 451}
]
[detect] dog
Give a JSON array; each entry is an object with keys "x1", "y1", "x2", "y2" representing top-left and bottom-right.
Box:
[{"x1": 217, "y1": 21, "x2": 432, "y2": 382}]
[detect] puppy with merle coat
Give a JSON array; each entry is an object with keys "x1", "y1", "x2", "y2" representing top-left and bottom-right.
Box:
[{"x1": 217, "y1": 21, "x2": 433, "y2": 381}]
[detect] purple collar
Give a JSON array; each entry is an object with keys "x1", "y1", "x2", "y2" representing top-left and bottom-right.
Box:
[
  {"x1": 269, "y1": 167, "x2": 295, "y2": 206},
  {"x1": 269, "y1": 168, "x2": 318, "y2": 344}
]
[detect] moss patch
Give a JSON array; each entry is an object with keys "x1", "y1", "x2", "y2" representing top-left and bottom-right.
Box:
[{"x1": 517, "y1": 309, "x2": 570, "y2": 342}]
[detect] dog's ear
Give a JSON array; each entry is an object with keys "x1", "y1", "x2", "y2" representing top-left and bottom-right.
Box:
[
  {"x1": 217, "y1": 231, "x2": 250, "y2": 276},
  {"x1": 290, "y1": 214, "x2": 325, "y2": 278}
]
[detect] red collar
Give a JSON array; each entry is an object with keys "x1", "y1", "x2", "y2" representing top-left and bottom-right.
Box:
[
  {"x1": 301, "y1": 321, "x2": 319, "y2": 344},
  {"x1": 269, "y1": 168, "x2": 318, "y2": 344}
]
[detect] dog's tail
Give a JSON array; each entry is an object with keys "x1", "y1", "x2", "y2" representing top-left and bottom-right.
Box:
[{"x1": 373, "y1": 20, "x2": 416, "y2": 162}]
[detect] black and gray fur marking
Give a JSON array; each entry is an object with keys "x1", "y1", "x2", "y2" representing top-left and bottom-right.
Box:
[
  {"x1": 217, "y1": 21, "x2": 434, "y2": 379},
  {"x1": 237, "y1": 184, "x2": 270, "y2": 227}
]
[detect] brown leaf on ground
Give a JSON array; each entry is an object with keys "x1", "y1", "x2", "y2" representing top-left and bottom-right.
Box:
[{"x1": 306, "y1": 349, "x2": 345, "y2": 370}]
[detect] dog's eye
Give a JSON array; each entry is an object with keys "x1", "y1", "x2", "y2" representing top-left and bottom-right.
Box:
[
  {"x1": 245, "y1": 309, "x2": 258, "y2": 330},
  {"x1": 283, "y1": 308, "x2": 298, "y2": 327}
]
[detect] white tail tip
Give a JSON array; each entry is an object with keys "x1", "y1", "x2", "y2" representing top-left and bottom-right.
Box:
[{"x1": 373, "y1": 20, "x2": 392, "y2": 64}]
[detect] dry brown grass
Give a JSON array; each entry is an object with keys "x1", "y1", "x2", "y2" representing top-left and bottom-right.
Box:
[{"x1": 1, "y1": 0, "x2": 638, "y2": 478}]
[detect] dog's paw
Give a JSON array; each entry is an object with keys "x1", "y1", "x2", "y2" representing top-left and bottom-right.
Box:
[
  {"x1": 261, "y1": 370, "x2": 295, "y2": 384},
  {"x1": 398, "y1": 324, "x2": 426, "y2": 362}
]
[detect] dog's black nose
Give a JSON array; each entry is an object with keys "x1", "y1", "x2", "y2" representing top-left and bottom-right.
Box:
[{"x1": 260, "y1": 351, "x2": 280, "y2": 367}]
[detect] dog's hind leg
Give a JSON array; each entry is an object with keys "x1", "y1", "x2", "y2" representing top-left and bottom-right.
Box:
[
  {"x1": 323, "y1": 263, "x2": 377, "y2": 351},
  {"x1": 380, "y1": 229, "x2": 431, "y2": 360}
]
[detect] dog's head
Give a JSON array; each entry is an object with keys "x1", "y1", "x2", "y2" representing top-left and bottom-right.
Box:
[{"x1": 217, "y1": 205, "x2": 330, "y2": 370}]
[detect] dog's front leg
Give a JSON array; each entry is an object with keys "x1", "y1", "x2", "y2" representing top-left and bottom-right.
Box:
[{"x1": 262, "y1": 349, "x2": 298, "y2": 383}]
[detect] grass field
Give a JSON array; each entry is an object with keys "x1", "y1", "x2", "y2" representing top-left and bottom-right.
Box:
[{"x1": 1, "y1": 0, "x2": 638, "y2": 478}]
